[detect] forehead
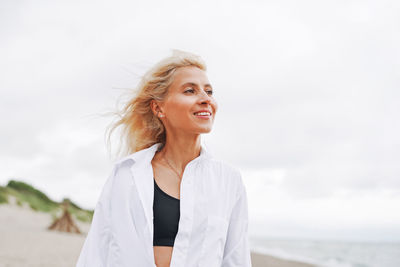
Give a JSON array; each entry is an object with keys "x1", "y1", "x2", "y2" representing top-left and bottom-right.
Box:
[{"x1": 171, "y1": 66, "x2": 209, "y2": 87}]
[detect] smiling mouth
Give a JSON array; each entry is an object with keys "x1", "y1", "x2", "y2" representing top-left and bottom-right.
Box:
[
  {"x1": 193, "y1": 112, "x2": 212, "y2": 116},
  {"x1": 193, "y1": 112, "x2": 212, "y2": 120}
]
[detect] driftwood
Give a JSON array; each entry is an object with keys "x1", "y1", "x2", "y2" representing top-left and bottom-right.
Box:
[{"x1": 48, "y1": 201, "x2": 81, "y2": 234}]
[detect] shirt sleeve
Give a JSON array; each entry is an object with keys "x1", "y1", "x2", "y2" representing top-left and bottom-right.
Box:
[
  {"x1": 75, "y1": 165, "x2": 116, "y2": 267},
  {"x1": 221, "y1": 172, "x2": 252, "y2": 267}
]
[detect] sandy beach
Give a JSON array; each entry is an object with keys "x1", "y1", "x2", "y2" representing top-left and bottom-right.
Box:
[
  {"x1": 0, "y1": 203, "x2": 315, "y2": 267},
  {"x1": 251, "y1": 252, "x2": 315, "y2": 267}
]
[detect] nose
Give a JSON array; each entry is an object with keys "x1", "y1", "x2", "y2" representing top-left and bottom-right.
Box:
[{"x1": 198, "y1": 89, "x2": 212, "y2": 105}]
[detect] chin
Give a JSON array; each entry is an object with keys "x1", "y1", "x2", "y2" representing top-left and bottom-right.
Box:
[
  {"x1": 198, "y1": 127, "x2": 213, "y2": 134},
  {"x1": 186, "y1": 123, "x2": 214, "y2": 134},
  {"x1": 188, "y1": 127, "x2": 212, "y2": 134}
]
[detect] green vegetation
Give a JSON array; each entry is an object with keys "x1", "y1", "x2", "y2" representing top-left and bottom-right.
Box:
[
  {"x1": 6, "y1": 180, "x2": 58, "y2": 212},
  {"x1": 0, "y1": 186, "x2": 8, "y2": 204},
  {"x1": 0, "y1": 180, "x2": 94, "y2": 223},
  {"x1": 62, "y1": 198, "x2": 94, "y2": 223}
]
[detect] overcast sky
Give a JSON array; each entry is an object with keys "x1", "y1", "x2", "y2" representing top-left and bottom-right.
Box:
[{"x1": 1, "y1": 0, "x2": 399, "y2": 242}]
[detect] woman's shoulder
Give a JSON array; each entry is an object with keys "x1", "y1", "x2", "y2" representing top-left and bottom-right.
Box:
[
  {"x1": 205, "y1": 158, "x2": 243, "y2": 184},
  {"x1": 111, "y1": 146, "x2": 153, "y2": 169},
  {"x1": 206, "y1": 156, "x2": 241, "y2": 173}
]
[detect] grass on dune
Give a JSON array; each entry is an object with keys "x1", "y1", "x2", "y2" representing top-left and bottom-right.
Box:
[{"x1": 0, "y1": 180, "x2": 94, "y2": 223}]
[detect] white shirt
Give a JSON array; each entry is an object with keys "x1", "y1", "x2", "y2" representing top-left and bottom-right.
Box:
[{"x1": 76, "y1": 142, "x2": 251, "y2": 267}]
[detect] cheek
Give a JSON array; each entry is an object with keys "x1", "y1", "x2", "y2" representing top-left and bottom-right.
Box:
[
  {"x1": 212, "y1": 100, "x2": 218, "y2": 113},
  {"x1": 166, "y1": 98, "x2": 193, "y2": 116}
]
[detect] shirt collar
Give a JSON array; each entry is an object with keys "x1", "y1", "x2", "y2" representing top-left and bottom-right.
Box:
[{"x1": 117, "y1": 142, "x2": 212, "y2": 166}]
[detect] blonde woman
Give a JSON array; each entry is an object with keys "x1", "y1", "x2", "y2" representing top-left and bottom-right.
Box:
[{"x1": 76, "y1": 50, "x2": 251, "y2": 267}]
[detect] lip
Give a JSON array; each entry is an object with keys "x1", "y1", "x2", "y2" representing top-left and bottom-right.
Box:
[
  {"x1": 193, "y1": 110, "x2": 212, "y2": 115},
  {"x1": 193, "y1": 110, "x2": 212, "y2": 120}
]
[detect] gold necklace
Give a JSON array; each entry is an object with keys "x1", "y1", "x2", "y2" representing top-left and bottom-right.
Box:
[{"x1": 162, "y1": 153, "x2": 182, "y2": 181}]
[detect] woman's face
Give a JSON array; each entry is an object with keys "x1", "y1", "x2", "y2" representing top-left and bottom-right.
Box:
[{"x1": 155, "y1": 66, "x2": 218, "y2": 135}]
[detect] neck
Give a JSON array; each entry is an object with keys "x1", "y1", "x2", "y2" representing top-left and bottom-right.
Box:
[{"x1": 158, "y1": 133, "x2": 202, "y2": 174}]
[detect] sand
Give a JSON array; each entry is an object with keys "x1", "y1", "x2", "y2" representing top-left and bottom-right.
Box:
[
  {"x1": 251, "y1": 252, "x2": 315, "y2": 267},
  {"x1": 0, "y1": 202, "x2": 315, "y2": 267},
  {"x1": 0, "y1": 202, "x2": 90, "y2": 267}
]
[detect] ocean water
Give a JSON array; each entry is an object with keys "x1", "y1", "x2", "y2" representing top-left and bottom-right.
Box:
[{"x1": 250, "y1": 237, "x2": 400, "y2": 267}]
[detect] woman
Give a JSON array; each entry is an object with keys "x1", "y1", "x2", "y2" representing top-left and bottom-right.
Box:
[{"x1": 76, "y1": 50, "x2": 251, "y2": 267}]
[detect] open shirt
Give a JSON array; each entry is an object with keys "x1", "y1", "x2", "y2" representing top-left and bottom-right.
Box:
[{"x1": 76, "y1": 142, "x2": 251, "y2": 267}]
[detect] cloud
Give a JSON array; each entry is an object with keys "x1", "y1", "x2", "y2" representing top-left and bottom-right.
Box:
[{"x1": 0, "y1": 0, "x2": 399, "y2": 241}]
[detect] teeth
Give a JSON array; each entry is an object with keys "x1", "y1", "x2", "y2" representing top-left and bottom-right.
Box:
[{"x1": 194, "y1": 112, "x2": 210, "y2": 116}]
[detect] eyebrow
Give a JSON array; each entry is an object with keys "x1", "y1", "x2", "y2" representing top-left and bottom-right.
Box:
[{"x1": 180, "y1": 82, "x2": 213, "y2": 90}]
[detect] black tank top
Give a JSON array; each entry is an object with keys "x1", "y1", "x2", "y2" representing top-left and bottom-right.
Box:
[{"x1": 153, "y1": 177, "x2": 180, "y2": 246}]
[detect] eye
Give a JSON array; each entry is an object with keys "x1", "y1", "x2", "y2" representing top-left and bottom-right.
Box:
[
  {"x1": 206, "y1": 90, "x2": 213, "y2": 95},
  {"x1": 184, "y1": 88, "x2": 195, "y2": 93}
]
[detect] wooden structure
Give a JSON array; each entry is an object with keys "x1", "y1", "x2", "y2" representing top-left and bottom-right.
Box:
[{"x1": 48, "y1": 200, "x2": 81, "y2": 234}]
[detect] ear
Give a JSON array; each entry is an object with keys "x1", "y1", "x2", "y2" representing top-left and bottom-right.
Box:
[{"x1": 150, "y1": 99, "x2": 164, "y2": 117}]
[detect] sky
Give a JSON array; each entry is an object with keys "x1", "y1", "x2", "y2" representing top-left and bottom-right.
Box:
[{"x1": 1, "y1": 0, "x2": 399, "y2": 243}]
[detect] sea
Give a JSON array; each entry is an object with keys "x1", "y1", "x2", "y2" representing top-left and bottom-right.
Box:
[{"x1": 249, "y1": 237, "x2": 400, "y2": 267}]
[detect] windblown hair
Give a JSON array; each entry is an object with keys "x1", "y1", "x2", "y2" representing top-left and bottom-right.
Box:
[{"x1": 104, "y1": 49, "x2": 207, "y2": 160}]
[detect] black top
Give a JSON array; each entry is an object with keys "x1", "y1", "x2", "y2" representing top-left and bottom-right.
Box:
[{"x1": 153, "y1": 177, "x2": 180, "y2": 247}]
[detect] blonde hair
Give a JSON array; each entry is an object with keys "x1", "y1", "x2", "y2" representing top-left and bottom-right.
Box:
[{"x1": 104, "y1": 49, "x2": 207, "y2": 160}]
